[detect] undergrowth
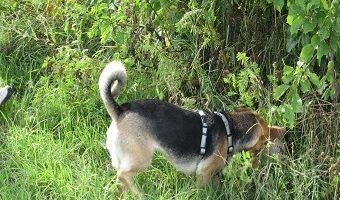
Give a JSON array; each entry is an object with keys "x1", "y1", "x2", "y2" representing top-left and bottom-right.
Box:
[{"x1": 0, "y1": 0, "x2": 338, "y2": 199}]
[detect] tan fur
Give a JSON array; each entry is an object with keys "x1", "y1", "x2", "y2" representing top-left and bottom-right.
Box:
[
  {"x1": 234, "y1": 107, "x2": 251, "y2": 112},
  {"x1": 196, "y1": 134, "x2": 227, "y2": 187},
  {"x1": 109, "y1": 114, "x2": 154, "y2": 195},
  {"x1": 239, "y1": 112, "x2": 285, "y2": 166}
]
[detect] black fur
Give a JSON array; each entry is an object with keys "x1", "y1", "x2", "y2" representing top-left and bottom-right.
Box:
[{"x1": 119, "y1": 99, "x2": 226, "y2": 158}]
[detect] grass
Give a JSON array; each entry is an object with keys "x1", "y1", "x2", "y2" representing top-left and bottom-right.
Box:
[
  {"x1": 0, "y1": 55, "x2": 338, "y2": 199},
  {"x1": 0, "y1": 1, "x2": 338, "y2": 199}
]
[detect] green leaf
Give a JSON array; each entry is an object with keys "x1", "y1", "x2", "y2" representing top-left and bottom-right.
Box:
[
  {"x1": 290, "y1": 92, "x2": 303, "y2": 113},
  {"x1": 322, "y1": 87, "x2": 331, "y2": 99},
  {"x1": 287, "y1": 15, "x2": 294, "y2": 25},
  {"x1": 273, "y1": 0, "x2": 284, "y2": 12},
  {"x1": 113, "y1": 11, "x2": 126, "y2": 22},
  {"x1": 307, "y1": 0, "x2": 320, "y2": 9},
  {"x1": 308, "y1": 72, "x2": 320, "y2": 87},
  {"x1": 282, "y1": 104, "x2": 295, "y2": 129},
  {"x1": 336, "y1": 18, "x2": 340, "y2": 33},
  {"x1": 296, "y1": 0, "x2": 306, "y2": 10},
  {"x1": 321, "y1": 0, "x2": 329, "y2": 10},
  {"x1": 301, "y1": 34, "x2": 311, "y2": 46},
  {"x1": 288, "y1": 3, "x2": 302, "y2": 15},
  {"x1": 91, "y1": 3, "x2": 108, "y2": 14},
  {"x1": 317, "y1": 41, "x2": 329, "y2": 63},
  {"x1": 300, "y1": 77, "x2": 311, "y2": 93},
  {"x1": 123, "y1": 57, "x2": 134, "y2": 68},
  {"x1": 274, "y1": 84, "x2": 290, "y2": 100},
  {"x1": 300, "y1": 44, "x2": 315, "y2": 62},
  {"x1": 327, "y1": 60, "x2": 334, "y2": 70},
  {"x1": 152, "y1": 0, "x2": 161, "y2": 11},
  {"x1": 330, "y1": 36, "x2": 338, "y2": 55},
  {"x1": 311, "y1": 34, "x2": 320, "y2": 45},
  {"x1": 113, "y1": 28, "x2": 129, "y2": 46},
  {"x1": 319, "y1": 19, "x2": 331, "y2": 40},
  {"x1": 100, "y1": 20, "x2": 111, "y2": 44},
  {"x1": 114, "y1": 52, "x2": 120, "y2": 60},
  {"x1": 303, "y1": 20, "x2": 316, "y2": 33},
  {"x1": 286, "y1": 37, "x2": 298, "y2": 52},
  {"x1": 317, "y1": 79, "x2": 327, "y2": 94},
  {"x1": 282, "y1": 65, "x2": 294, "y2": 84},
  {"x1": 290, "y1": 16, "x2": 303, "y2": 34},
  {"x1": 283, "y1": 65, "x2": 294, "y2": 74},
  {"x1": 330, "y1": 88, "x2": 336, "y2": 100},
  {"x1": 87, "y1": 22, "x2": 99, "y2": 38},
  {"x1": 64, "y1": 19, "x2": 70, "y2": 33}
]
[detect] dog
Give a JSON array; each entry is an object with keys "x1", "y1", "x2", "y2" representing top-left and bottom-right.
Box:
[{"x1": 99, "y1": 61, "x2": 285, "y2": 195}]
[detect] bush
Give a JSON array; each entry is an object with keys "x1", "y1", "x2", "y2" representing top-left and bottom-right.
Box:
[{"x1": 0, "y1": 0, "x2": 338, "y2": 199}]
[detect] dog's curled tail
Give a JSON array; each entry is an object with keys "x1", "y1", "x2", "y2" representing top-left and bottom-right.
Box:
[{"x1": 99, "y1": 61, "x2": 127, "y2": 120}]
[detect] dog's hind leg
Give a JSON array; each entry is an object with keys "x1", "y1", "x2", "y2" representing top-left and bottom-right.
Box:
[
  {"x1": 114, "y1": 136, "x2": 154, "y2": 195},
  {"x1": 116, "y1": 169, "x2": 139, "y2": 195},
  {"x1": 115, "y1": 150, "x2": 153, "y2": 196},
  {"x1": 110, "y1": 113, "x2": 155, "y2": 195}
]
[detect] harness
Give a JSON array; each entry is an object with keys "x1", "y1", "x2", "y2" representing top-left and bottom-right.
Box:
[
  {"x1": 197, "y1": 110, "x2": 208, "y2": 154},
  {"x1": 214, "y1": 112, "x2": 234, "y2": 154},
  {"x1": 197, "y1": 110, "x2": 233, "y2": 156}
]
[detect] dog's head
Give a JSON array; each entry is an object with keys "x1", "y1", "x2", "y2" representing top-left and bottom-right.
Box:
[{"x1": 227, "y1": 109, "x2": 286, "y2": 154}]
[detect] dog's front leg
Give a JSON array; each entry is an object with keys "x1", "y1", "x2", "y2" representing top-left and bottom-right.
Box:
[
  {"x1": 196, "y1": 170, "x2": 223, "y2": 188},
  {"x1": 196, "y1": 172, "x2": 212, "y2": 188},
  {"x1": 213, "y1": 171, "x2": 224, "y2": 188},
  {"x1": 251, "y1": 150, "x2": 260, "y2": 167},
  {"x1": 196, "y1": 152, "x2": 226, "y2": 187},
  {"x1": 116, "y1": 169, "x2": 141, "y2": 197}
]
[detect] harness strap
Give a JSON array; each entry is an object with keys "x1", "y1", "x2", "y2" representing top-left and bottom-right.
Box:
[
  {"x1": 197, "y1": 110, "x2": 208, "y2": 155},
  {"x1": 214, "y1": 112, "x2": 234, "y2": 154},
  {"x1": 197, "y1": 110, "x2": 233, "y2": 156}
]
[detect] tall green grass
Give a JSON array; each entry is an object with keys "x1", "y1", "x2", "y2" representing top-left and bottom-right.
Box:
[
  {"x1": 0, "y1": 1, "x2": 338, "y2": 199},
  {"x1": 1, "y1": 55, "x2": 337, "y2": 199}
]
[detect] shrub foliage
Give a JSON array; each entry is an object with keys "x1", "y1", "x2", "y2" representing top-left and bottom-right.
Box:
[{"x1": 0, "y1": 0, "x2": 338, "y2": 199}]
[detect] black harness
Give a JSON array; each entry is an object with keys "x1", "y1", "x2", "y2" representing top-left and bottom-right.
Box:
[{"x1": 197, "y1": 110, "x2": 233, "y2": 156}]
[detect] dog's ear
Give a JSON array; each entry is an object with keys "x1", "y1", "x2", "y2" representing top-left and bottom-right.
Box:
[
  {"x1": 240, "y1": 125, "x2": 263, "y2": 151},
  {"x1": 269, "y1": 126, "x2": 286, "y2": 140}
]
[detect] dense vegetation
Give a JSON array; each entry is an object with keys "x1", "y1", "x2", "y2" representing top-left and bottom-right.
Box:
[{"x1": 0, "y1": 0, "x2": 338, "y2": 199}]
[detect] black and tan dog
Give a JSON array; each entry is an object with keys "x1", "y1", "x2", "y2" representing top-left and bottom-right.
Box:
[{"x1": 99, "y1": 61, "x2": 285, "y2": 195}]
